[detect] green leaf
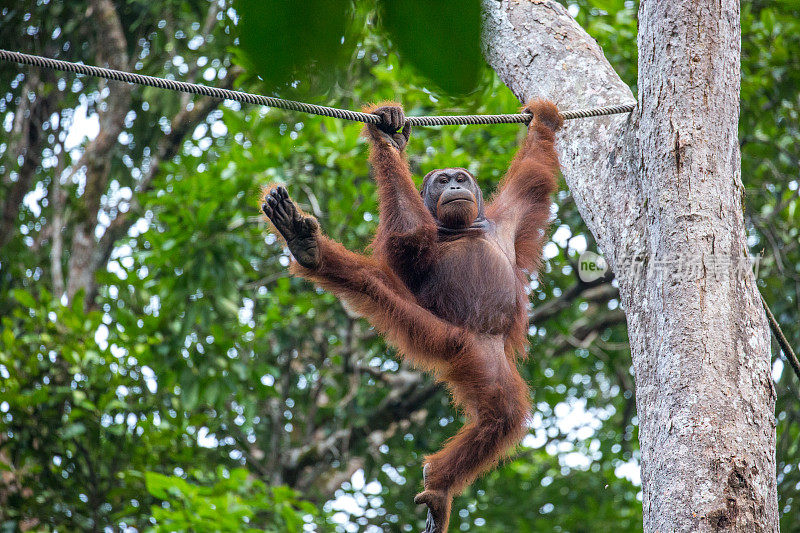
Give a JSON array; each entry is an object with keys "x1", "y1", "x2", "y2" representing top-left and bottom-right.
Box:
[
  {"x1": 378, "y1": 0, "x2": 484, "y2": 94},
  {"x1": 234, "y1": 0, "x2": 355, "y2": 93},
  {"x1": 60, "y1": 423, "x2": 86, "y2": 440},
  {"x1": 145, "y1": 471, "x2": 173, "y2": 500},
  {"x1": 2, "y1": 327, "x2": 14, "y2": 349},
  {"x1": 12, "y1": 289, "x2": 36, "y2": 309}
]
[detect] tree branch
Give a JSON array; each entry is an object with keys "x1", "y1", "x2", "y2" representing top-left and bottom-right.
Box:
[
  {"x1": 49, "y1": 137, "x2": 68, "y2": 297},
  {"x1": 0, "y1": 69, "x2": 59, "y2": 248},
  {"x1": 180, "y1": 0, "x2": 221, "y2": 106},
  {"x1": 547, "y1": 308, "x2": 627, "y2": 358},
  {"x1": 482, "y1": 0, "x2": 642, "y2": 266},
  {"x1": 281, "y1": 374, "x2": 439, "y2": 488},
  {"x1": 530, "y1": 273, "x2": 616, "y2": 325}
]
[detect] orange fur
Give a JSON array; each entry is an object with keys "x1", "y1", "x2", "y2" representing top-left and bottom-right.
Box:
[{"x1": 279, "y1": 99, "x2": 562, "y2": 532}]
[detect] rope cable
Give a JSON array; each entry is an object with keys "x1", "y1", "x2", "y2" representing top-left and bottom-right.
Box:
[{"x1": 0, "y1": 49, "x2": 635, "y2": 126}]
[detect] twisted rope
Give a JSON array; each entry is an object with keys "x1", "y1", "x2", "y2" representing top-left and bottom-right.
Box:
[{"x1": 0, "y1": 49, "x2": 635, "y2": 126}]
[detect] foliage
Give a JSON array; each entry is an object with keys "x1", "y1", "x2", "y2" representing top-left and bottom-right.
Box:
[
  {"x1": 740, "y1": 3, "x2": 800, "y2": 530},
  {"x1": 0, "y1": 0, "x2": 797, "y2": 532},
  {"x1": 143, "y1": 468, "x2": 327, "y2": 532},
  {"x1": 378, "y1": 0, "x2": 484, "y2": 94},
  {"x1": 234, "y1": 0, "x2": 356, "y2": 95},
  {"x1": 234, "y1": 0, "x2": 484, "y2": 95}
]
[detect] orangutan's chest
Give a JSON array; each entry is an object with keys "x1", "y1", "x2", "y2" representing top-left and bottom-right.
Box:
[{"x1": 416, "y1": 237, "x2": 519, "y2": 334}]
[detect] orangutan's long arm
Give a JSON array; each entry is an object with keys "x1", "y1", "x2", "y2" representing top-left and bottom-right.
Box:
[{"x1": 486, "y1": 99, "x2": 562, "y2": 271}]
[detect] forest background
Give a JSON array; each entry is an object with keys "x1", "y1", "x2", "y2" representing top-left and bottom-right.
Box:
[{"x1": 0, "y1": 0, "x2": 798, "y2": 531}]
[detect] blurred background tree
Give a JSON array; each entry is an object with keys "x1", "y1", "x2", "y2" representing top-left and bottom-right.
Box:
[{"x1": 0, "y1": 0, "x2": 797, "y2": 531}]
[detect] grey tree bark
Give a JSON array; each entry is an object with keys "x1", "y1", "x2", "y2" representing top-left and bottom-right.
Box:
[{"x1": 483, "y1": 1, "x2": 777, "y2": 531}]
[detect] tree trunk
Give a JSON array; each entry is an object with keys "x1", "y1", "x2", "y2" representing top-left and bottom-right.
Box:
[
  {"x1": 65, "y1": 0, "x2": 132, "y2": 303},
  {"x1": 483, "y1": 1, "x2": 778, "y2": 531},
  {"x1": 0, "y1": 69, "x2": 58, "y2": 248}
]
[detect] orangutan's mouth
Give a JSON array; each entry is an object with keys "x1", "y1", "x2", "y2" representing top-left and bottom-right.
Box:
[
  {"x1": 441, "y1": 198, "x2": 471, "y2": 205},
  {"x1": 440, "y1": 190, "x2": 475, "y2": 205}
]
